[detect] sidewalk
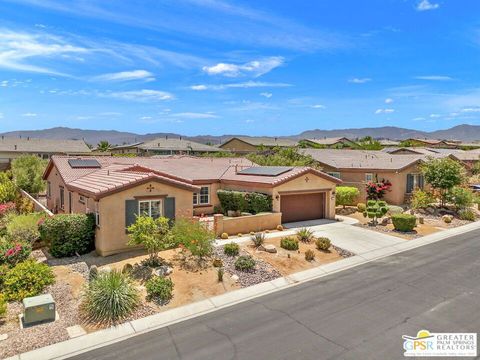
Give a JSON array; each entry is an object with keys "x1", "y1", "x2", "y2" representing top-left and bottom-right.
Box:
[{"x1": 8, "y1": 220, "x2": 480, "y2": 360}]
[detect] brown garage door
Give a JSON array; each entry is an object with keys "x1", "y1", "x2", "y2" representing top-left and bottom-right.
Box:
[{"x1": 280, "y1": 192, "x2": 325, "y2": 223}]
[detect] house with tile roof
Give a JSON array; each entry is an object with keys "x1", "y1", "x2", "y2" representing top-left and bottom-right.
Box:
[
  {"x1": 302, "y1": 149, "x2": 434, "y2": 205},
  {"x1": 219, "y1": 136, "x2": 298, "y2": 153},
  {"x1": 300, "y1": 137, "x2": 358, "y2": 149},
  {"x1": 110, "y1": 136, "x2": 224, "y2": 156},
  {"x1": 43, "y1": 155, "x2": 340, "y2": 255},
  {"x1": 0, "y1": 136, "x2": 91, "y2": 169}
]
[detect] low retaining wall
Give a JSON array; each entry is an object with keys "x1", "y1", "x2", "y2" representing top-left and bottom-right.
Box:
[{"x1": 214, "y1": 212, "x2": 282, "y2": 236}]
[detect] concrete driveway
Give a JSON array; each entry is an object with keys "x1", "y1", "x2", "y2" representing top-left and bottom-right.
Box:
[{"x1": 284, "y1": 216, "x2": 406, "y2": 255}]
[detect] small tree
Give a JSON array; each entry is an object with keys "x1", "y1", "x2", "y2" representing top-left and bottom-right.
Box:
[
  {"x1": 127, "y1": 216, "x2": 172, "y2": 266},
  {"x1": 96, "y1": 141, "x2": 112, "y2": 152},
  {"x1": 0, "y1": 172, "x2": 16, "y2": 203},
  {"x1": 335, "y1": 186, "x2": 360, "y2": 208},
  {"x1": 363, "y1": 200, "x2": 388, "y2": 225},
  {"x1": 447, "y1": 186, "x2": 473, "y2": 210},
  {"x1": 421, "y1": 158, "x2": 466, "y2": 206},
  {"x1": 171, "y1": 218, "x2": 214, "y2": 260},
  {"x1": 11, "y1": 155, "x2": 47, "y2": 195}
]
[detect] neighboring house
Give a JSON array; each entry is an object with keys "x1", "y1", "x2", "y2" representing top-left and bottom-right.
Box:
[
  {"x1": 110, "y1": 137, "x2": 224, "y2": 156},
  {"x1": 219, "y1": 137, "x2": 298, "y2": 153},
  {"x1": 382, "y1": 147, "x2": 439, "y2": 155},
  {"x1": 301, "y1": 137, "x2": 358, "y2": 149},
  {"x1": 378, "y1": 139, "x2": 400, "y2": 147},
  {"x1": 0, "y1": 136, "x2": 91, "y2": 170},
  {"x1": 302, "y1": 149, "x2": 428, "y2": 205},
  {"x1": 402, "y1": 138, "x2": 460, "y2": 149},
  {"x1": 43, "y1": 155, "x2": 340, "y2": 255}
]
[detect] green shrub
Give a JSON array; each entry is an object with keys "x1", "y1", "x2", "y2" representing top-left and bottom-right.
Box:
[
  {"x1": 15, "y1": 195, "x2": 35, "y2": 215},
  {"x1": 387, "y1": 205, "x2": 404, "y2": 215},
  {"x1": 145, "y1": 276, "x2": 174, "y2": 304},
  {"x1": 391, "y1": 213, "x2": 417, "y2": 232},
  {"x1": 6, "y1": 212, "x2": 43, "y2": 244},
  {"x1": 357, "y1": 203, "x2": 366, "y2": 212},
  {"x1": 234, "y1": 255, "x2": 255, "y2": 272},
  {"x1": 251, "y1": 233, "x2": 265, "y2": 248},
  {"x1": 447, "y1": 186, "x2": 474, "y2": 210},
  {"x1": 458, "y1": 209, "x2": 476, "y2": 221},
  {"x1": 335, "y1": 186, "x2": 360, "y2": 208},
  {"x1": 296, "y1": 228, "x2": 314, "y2": 243},
  {"x1": 0, "y1": 238, "x2": 32, "y2": 267},
  {"x1": 223, "y1": 242, "x2": 239, "y2": 256},
  {"x1": 11, "y1": 155, "x2": 47, "y2": 195},
  {"x1": 39, "y1": 214, "x2": 96, "y2": 258},
  {"x1": 171, "y1": 218, "x2": 214, "y2": 259},
  {"x1": 315, "y1": 237, "x2": 331, "y2": 251},
  {"x1": 363, "y1": 200, "x2": 388, "y2": 225},
  {"x1": 217, "y1": 268, "x2": 224, "y2": 282},
  {"x1": 82, "y1": 270, "x2": 139, "y2": 324},
  {"x1": 0, "y1": 172, "x2": 17, "y2": 203},
  {"x1": 305, "y1": 249, "x2": 315, "y2": 261},
  {"x1": 3, "y1": 259, "x2": 55, "y2": 301},
  {"x1": 280, "y1": 236, "x2": 299, "y2": 250},
  {"x1": 0, "y1": 264, "x2": 9, "y2": 290},
  {"x1": 0, "y1": 294, "x2": 6, "y2": 318},
  {"x1": 217, "y1": 189, "x2": 272, "y2": 214},
  {"x1": 411, "y1": 189, "x2": 435, "y2": 210}
]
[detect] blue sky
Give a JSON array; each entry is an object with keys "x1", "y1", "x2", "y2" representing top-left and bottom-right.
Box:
[{"x1": 1, "y1": 0, "x2": 480, "y2": 136}]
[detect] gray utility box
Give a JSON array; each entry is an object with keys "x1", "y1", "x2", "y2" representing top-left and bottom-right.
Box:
[{"x1": 22, "y1": 294, "x2": 56, "y2": 325}]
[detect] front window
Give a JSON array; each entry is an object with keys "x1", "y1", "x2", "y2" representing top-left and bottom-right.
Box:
[
  {"x1": 365, "y1": 173, "x2": 374, "y2": 182},
  {"x1": 139, "y1": 199, "x2": 163, "y2": 218},
  {"x1": 193, "y1": 186, "x2": 210, "y2": 205},
  {"x1": 47, "y1": 181, "x2": 51, "y2": 198},
  {"x1": 407, "y1": 173, "x2": 424, "y2": 193},
  {"x1": 60, "y1": 187, "x2": 64, "y2": 209},
  {"x1": 327, "y1": 172, "x2": 341, "y2": 179}
]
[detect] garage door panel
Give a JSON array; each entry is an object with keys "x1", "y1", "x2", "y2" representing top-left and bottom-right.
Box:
[{"x1": 280, "y1": 192, "x2": 325, "y2": 223}]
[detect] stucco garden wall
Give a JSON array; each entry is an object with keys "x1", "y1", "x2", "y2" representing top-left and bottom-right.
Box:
[{"x1": 214, "y1": 212, "x2": 282, "y2": 237}]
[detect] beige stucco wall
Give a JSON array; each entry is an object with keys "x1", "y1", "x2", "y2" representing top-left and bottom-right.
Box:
[
  {"x1": 215, "y1": 212, "x2": 282, "y2": 236},
  {"x1": 96, "y1": 180, "x2": 194, "y2": 256},
  {"x1": 322, "y1": 163, "x2": 423, "y2": 205},
  {"x1": 219, "y1": 139, "x2": 257, "y2": 153},
  {"x1": 192, "y1": 182, "x2": 221, "y2": 216}
]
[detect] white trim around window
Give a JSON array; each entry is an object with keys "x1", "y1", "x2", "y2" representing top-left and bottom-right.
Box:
[
  {"x1": 193, "y1": 185, "x2": 210, "y2": 205},
  {"x1": 138, "y1": 199, "x2": 163, "y2": 218},
  {"x1": 365, "y1": 173, "x2": 374, "y2": 182}
]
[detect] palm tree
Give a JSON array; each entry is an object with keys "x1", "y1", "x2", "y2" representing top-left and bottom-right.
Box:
[{"x1": 97, "y1": 140, "x2": 112, "y2": 152}]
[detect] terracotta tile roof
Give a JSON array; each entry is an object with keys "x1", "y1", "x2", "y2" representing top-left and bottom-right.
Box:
[
  {"x1": 45, "y1": 155, "x2": 340, "y2": 198},
  {"x1": 221, "y1": 136, "x2": 298, "y2": 147},
  {"x1": 0, "y1": 137, "x2": 91, "y2": 153}
]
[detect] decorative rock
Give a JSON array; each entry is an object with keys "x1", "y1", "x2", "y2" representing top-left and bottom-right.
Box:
[
  {"x1": 426, "y1": 207, "x2": 436, "y2": 215},
  {"x1": 212, "y1": 258, "x2": 223, "y2": 267},
  {"x1": 154, "y1": 265, "x2": 173, "y2": 277},
  {"x1": 0, "y1": 334, "x2": 8, "y2": 341},
  {"x1": 379, "y1": 217, "x2": 390, "y2": 226},
  {"x1": 418, "y1": 216, "x2": 424, "y2": 224},
  {"x1": 231, "y1": 274, "x2": 239, "y2": 282},
  {"x1": 227, "y1": 210, "x2": 236, "y2": 217},
  {"x1": 264, "y1": 244, "x2": 277, "y2": 253},
  {"x1": 442, "y1": 215, "x2": 453, "y2": 223},
  {"x1": 88, "y1": 265, "x2": 99, "y2": 281}
]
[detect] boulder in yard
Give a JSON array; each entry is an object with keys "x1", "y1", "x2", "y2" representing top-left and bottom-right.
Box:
[{"x1": 442, "y1": 215, "x2": 453, "y2": 223}]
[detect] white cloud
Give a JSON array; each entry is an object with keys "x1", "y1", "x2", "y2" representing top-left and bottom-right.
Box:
[
  {"x1": 102, "y1": 89, "x2": 174, "y2": 102},
  {"x1": 92, "y1": 70, "x2": 155, "y2": 82},
  {"x1": 1, "y1": 80, "x2": 8, "y2": 87},
  {"x1": 245, "y1": 119, "x2": 255, "y2": 123},
  {"x1": 202, "y1": 56, "x2": 284, "y2": 77},
  {"x1": 140, "y1": 116, "x2": 152, "y2": 120},
  {"x1": 461, "y1": 107, "x2": 480, "y2": 113},
  {"x1": 190, "y1": 84, "x2": 208, "y2": 91},
  {"x1": 384, "y1": 98, "x2": 394, "y2": 104},
  {"x1": 349, "y1": 77, "x2": 371, "y2": 84},
  {"x1": 22, "y1": 112, "x2": 37, "y2": 117},
  {"x1": 260, "y1": 92, "x2": 272, "y2": 98},
  {"x1": 0, "y1": 29, "x2": 88, "y2": 75},
  {"x1": 413, "y1": 117, "x2": 425, "y2": 121},
  {"x1": 190, "y1": 81, "x2": 291, "y2": 91},
  {"x1": 429, "y1": 113, "x2": 441, "y2": 118},
  {"x1": 416, "y1": 0, "x2": 440, "y2": 11},
  {"x1": 170, "y1": 112, "x2": 218, "y2": 119},
  {"x1": 415, "y1": 75, "x2": 452, "y2": 81},
  {"x1": 375, "y1": 108, "x2": 395, "y2": 114},
  {"x1": 311, "y1": 104, "x2": 326, "y2": 109}
]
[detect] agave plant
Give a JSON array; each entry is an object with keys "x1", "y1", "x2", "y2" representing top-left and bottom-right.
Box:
[
  {"x1": 82, "y1": 270, "x2": 139, "y2": 325},
  {"x1": 296, "y1": 227, "x2": 314, "y2": 243},
  {"x1": 251, "y1": 232, "x2": 265, "y2": 248}
]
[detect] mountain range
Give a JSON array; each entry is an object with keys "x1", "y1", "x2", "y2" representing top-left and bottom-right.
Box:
[{"x1": 2, "y1": 124, "x2": 480, "y2": 145}]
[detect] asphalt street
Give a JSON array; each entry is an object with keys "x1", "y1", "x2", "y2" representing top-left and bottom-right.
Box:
[{"x1": 70, "y1": 229, "x2": 480, "y2": 360}]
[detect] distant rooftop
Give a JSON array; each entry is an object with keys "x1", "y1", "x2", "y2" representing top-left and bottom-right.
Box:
[
  {"x1": 112, "y1": 137, "x2": 222, "y2": 152},
  {"x1": 222, "y1": 136, "x2": 298, "y2": 147},
  {"x1": 0, "y1": 136, "x2": 91, "y2": 154},
  {"x1": 304, "y1": 137, "x2": 356, "y2": 146}
]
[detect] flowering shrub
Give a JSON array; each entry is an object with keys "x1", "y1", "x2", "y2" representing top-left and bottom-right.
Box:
[
  {"x1": 0, "y1": 202, "x2": 16, "y2": 217},
  {"x1": 365, "y1": 179, "x2": 392, "y2": 200},
  {"x1": 0, "y1": 238, "x2": 32, "y2": 267}
]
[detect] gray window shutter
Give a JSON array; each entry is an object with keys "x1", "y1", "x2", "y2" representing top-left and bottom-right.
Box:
[
  {"x1": 125, "y1": 199, "x2": 138, "y2": 229},
  {"x1": 406, "y1": 174, "x2": 414, "y2": 193},
  {"x1": 164, "y1": 197, "x2": 175, "y2": 221}
]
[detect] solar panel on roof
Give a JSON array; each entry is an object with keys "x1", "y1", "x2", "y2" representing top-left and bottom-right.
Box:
[
  {"x1": 237, "y1": 166, "x2": 293, "y2": 176},
  {"x1": 68, "y1": 159, "x2": 101, "y2": 168}
]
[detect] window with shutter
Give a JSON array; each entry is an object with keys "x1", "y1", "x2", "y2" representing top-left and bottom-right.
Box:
[{"x1": 125, "y1": 199, "x2": 138, "y2": 229}]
